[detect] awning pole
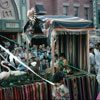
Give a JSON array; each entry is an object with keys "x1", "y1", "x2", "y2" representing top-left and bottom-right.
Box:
[
  {"x1": 51, "y1": 30, "x2": 55, "y2": 75},
  {"x1": 87, "y1": 31, "x2": 90, "y2": 73}
]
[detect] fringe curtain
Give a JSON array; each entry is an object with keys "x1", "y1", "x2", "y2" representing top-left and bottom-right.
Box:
[
  {"x1": 65, "y1": 75, "x2": 97, "y2": 100},
  {"x1": 57, "y1": 31, "x2": 88, "y2": 71}
]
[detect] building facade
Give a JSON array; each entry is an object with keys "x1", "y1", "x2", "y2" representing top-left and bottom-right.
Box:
[
  {"x1": 91, "y1": 0, "x2": 100, "y2": 42},
  {"x1": 98, "y1": 0, "x2": 100, "y2": 29},
  {"x1": 29, "y1": 0, "x2": 92, "y2": 20}
]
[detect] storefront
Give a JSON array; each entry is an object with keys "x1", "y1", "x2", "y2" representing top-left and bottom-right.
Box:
[{"x1": 0, "y1": 0, "x2": 27, "y2": 44}]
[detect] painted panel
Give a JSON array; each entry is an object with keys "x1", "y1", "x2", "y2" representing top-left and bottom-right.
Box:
[
  {"x1": 6, "y1": 22, "x2": 19, "y2": 28},
  {"x1": 0, "y1": 0, "x2": 16, "y2": 19}
]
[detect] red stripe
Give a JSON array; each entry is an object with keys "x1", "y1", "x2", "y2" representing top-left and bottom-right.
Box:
[
  {"x1": 42, "y1": 83, "x2": 45, "y2": 99},
  {"x1": 23, "y1": 85, "x2": 27, "y2": 99},
  {"x1": 0, "y1": 88, "x2": 4, "y2": 100},
  {"x1": 54, "y1": 27, "x2": 95, "y2": 30},
  {"x1": 32, "y1": 84, "x2": 37, "y2": 100}
]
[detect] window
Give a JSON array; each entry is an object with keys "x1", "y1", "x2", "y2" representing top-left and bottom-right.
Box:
[
  {"x1": 98, "y1": 0, "x2": 100, "y2": 4},
  {"x1": 63, "y1": 6, "x2": 68, "y2": 15},
  {"x1": 74, "y1": 7, "x2": 79, "y2": 17},
  {"x1": 98, "y1": 9, "x2": 100, "y2": 24},
  {"x1": 35, "y1": 4, "x2": 47, "y2": 15},
  {"x1": 85, "y1": 8, "x2": 89, "y2": 20},
  {"x1": 22, "y1": 0, "x2": 26, "y2": 4}
]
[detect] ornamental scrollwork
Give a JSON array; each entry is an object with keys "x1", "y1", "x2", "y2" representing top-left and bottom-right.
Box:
[{"x1": 0, "y1": 0, "x2": 10, "y2": 9}]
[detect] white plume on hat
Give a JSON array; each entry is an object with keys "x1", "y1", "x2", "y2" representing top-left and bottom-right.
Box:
[
  {"x1": 31, "y1": 62, "x2": 37, "y2": 67},
  {"x1": 27, "y1": 8, "x2": 36, "y2": 21}
]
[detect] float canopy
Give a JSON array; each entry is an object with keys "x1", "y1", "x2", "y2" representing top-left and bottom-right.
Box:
[{"x1": 38, "y1": 15, "x2": 94, "y2": 31}]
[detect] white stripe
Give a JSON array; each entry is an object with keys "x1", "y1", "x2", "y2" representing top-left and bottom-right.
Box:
[{"x1": 38, "y1": 16, "x2": 91, "y2": 23}]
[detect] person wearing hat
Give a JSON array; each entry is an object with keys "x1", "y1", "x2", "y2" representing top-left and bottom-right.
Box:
[
  {"x1": 17, "y1": 57, "x2": 27, "y2": 71},
  {"x1": 89, "y1": 47, "x2": 95, "y2": 73},
  {"x1": 52, "y1": 71, "x2": 70, "y2": 100},
  {"x1": 58, "y1": 53, "x2": 71, "y2": 73}
]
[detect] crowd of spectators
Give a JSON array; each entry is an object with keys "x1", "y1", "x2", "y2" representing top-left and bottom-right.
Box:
[{"x1": 0, "y1": 40, "x2": 52, "y2": 73}]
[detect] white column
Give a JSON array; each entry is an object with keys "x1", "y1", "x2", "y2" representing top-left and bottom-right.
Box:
[
  {"x1": 27, "y1": 0, "x2": 30, "y2": 10},
  {"x1": 17, "y1": 33, "x2": 21, "y2": 45}
]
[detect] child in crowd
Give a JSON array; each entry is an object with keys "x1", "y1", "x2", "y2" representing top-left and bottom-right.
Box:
[
  {"x1": 52, "y1": 71, "x2": 70, "y2": 100},
  {"x1": 40, "y1": 58, "x2": 47, "y2": 72},
  {"x1": 54, "y1": 54, "x2": 59, "y2": 73},
  {"x1": 18, "y1": 57, "x2": 27, "y2": 71}
]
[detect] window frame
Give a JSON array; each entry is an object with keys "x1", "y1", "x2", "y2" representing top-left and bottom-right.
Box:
[
  {"x1": 63, "y1": 5, "x2": 68, "y2": 16},
  {"x1": 84, "y1": 7, "x2": 89, "y2": 20},
  {"x1": 74, "y1": 7, "x2": 79, "y2": 17}
]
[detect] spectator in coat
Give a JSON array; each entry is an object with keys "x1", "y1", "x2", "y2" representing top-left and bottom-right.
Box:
[
  {"x1": 89, "y1": 47, "x2": 95, "y2": 73},
  {"x1": 94, "y1": 43, "x2": 100, "y2": 74}
]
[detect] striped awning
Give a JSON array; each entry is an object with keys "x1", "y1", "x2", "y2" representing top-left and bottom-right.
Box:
[{"x1": 38, "y1": 15, "x2": 94, "y2": 31}]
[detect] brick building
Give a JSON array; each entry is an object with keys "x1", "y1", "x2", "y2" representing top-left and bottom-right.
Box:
[
  {"x1": 98, "y1": 0, "x2": 100, "y2": 27},
  {"x1": 29, "y1": 0, "x2": 93, "y2": 20}
]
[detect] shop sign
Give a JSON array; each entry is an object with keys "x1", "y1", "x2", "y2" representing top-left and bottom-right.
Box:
[{"x1": 6, "y1": 23, "x2": 19, "y2": 28}]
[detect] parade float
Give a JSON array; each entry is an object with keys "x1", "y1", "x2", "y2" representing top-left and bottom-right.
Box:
[
  {"x1": 0, "y1": 8, "x2": 97, "y2": 100},
  {"x1": 37, "y1": 15, "x2": 97, "y2": 100}
]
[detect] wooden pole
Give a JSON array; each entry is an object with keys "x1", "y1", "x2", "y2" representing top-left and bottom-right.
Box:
[
  {"x1": 24, "y1": 31, "x2": 30, "y2": 66},
  {"x1": 61, "y1": 35, "x2": 63, "y2": 53},
  {"x1": 87, "y1": 31, "x2": 90, "y2": 73},
  {"x1": 26, "y1": 41, "x2": 29, "y2": 66},
  {"x1": 51, "y1": 30, "x2": 55, "y2": 75},
  {"x1": 56, "y1": 36, "x2": 59, "y2": 55}
]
